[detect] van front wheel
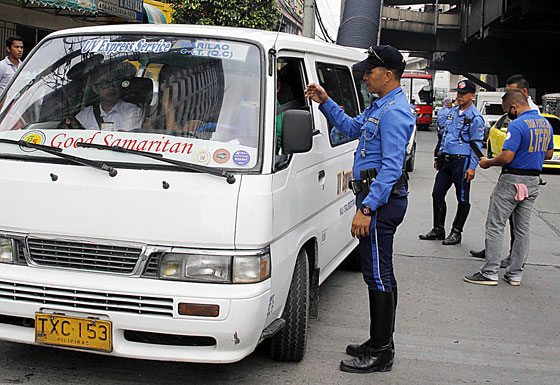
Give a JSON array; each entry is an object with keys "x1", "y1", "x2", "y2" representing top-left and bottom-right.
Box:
[{"x1": 268, "y1": 248, "x2": 309, "y2": 362}]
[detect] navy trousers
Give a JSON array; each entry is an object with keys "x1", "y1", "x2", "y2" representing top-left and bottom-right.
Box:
[
  {"x1": 356, "y1": 193, "x2": 408, "y2": 293},
  {"x1": 432, "y1": 157, "x2": 471, "y2": 204}
]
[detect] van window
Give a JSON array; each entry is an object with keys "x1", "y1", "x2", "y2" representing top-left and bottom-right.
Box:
[
  {"x1": 316, "y1": 63, "x2": 359, "y2": 147},
  {"x1": 276, "y1": 57, "x2": 308, "y2": 154},
  {"x1": 0, "y1": 35, "x2": 262, "y2": 170}
]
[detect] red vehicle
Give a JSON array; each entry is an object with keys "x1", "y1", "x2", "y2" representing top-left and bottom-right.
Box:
[{"x1": 401, "y1": 71, "x2": 434, "y2": 130}]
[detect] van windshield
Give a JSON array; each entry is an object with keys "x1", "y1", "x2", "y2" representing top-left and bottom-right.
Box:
[{"x1": 0, "y1": 34, "x2": 262, "y2": 170}]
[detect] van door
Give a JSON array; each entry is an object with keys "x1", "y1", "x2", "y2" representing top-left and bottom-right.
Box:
[{"x1": 311, "y1": 60, "x2": 360, "y2": 280}]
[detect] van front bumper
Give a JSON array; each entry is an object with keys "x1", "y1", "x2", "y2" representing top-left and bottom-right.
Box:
[{"x1": 0, "y1": 264, "x2": 271, "y2": 363}]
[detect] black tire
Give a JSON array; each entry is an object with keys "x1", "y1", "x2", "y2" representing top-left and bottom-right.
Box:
[
  {"x1": 487, "y1": 142, "x2": 493, "y2": 158},
  {"x1": 268, "y1": 249, "x2": 309, "y2": 362},
  {"x1": 405, "y1": 143, "x2": 416, "y2": 172},
  {"x1": 342, "y1": 246, "x2": 362, "y2": 272}
]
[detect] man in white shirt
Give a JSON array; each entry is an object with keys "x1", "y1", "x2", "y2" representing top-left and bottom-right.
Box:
[
  {"x1": 0, "y1": 36, "x2": 24, "y2": 93},
  {"x1": 76, "y1": 64, "x2": 143, "y2": 131},
  {"x1": 505, "y1": 74, "x2": 539, "y2": 111}
]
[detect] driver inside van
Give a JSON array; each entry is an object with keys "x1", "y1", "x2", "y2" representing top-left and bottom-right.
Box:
[{"x1": 75, "y1": 62, "x2": 143, "y2": 131}]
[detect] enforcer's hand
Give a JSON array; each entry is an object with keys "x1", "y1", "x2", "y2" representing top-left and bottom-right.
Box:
[{"x1": 304, "y1": 83, "x2": 329, "y2": 104}]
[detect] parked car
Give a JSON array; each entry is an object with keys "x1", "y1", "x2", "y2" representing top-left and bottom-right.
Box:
[{"x1": 486, "y1": 113, "x2": 560, "y2": 170}]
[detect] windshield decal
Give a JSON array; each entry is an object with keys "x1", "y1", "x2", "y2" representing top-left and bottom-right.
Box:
[
  {"x1": 2, "y1": 130, "x2": 256, "y2": 168},
  {"x1": 233, "y1": 150, "x2": 250, "y2": 166},
  {"x1": 81, "y1": 39, "x2": 172, "y2": 54},
  {"x1": 176, "y1": 40, "x2": 248, "y2": 61}
]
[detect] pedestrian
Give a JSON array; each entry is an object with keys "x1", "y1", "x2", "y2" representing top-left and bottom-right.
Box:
[
  {"x1": 464, "y1": 89, "x2": 553, "y2": 286},
  {"x1": 506, "y1": 74, "x2": 539, "y2": 111},
  {"x1": 469, "y1": 74, "x2": 540, "y2": 261},
  {"x1": 419, "y1": 79, "x2": 485, "y2": 245},
  {"x1": 305, "y1": 45, "x2": 414, "y2": 374},
  {"x1": 0, "y1": 35, "x2": 24, "y2": 93}
]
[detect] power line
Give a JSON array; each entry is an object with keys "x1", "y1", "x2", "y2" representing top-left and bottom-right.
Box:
[{"x1": 315, "y1": 3, "x2": 335, "y2": 43}]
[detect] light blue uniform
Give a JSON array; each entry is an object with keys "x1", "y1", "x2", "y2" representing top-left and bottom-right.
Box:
[
  {"x1": 320, "y1": 87, "x2": 414, "y2": 211},
  {"x1": 439, "y1": 104, "x2": 485, "y2": 170},
  {"x1": 319, "y1": 86, "x2": 414, "y2": 293}
]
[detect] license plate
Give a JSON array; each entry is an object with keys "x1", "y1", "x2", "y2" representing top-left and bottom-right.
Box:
[{"x1": 35, "y1": 313, "x2": 112, "y2": 352}]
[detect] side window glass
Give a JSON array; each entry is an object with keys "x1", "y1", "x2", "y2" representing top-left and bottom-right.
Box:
[
  {"x1": 316, "y1": 62, "x2": 359, "y2": 147},
  {"x1": 275, "y1": 57, "x2": 308, "y2": 166}
]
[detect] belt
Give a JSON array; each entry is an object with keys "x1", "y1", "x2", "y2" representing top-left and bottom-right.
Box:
[
  {"x1": 501, "y1": 167, "x2": 540, "y2": 176},
  {"x1": 349, "y1": 170, "x2": 408, "y2": 196},
  {"x1": 442, "y1": 153, "x2": 467, "y2": 161}
]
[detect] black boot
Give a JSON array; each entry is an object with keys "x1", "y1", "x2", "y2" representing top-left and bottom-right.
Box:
[
  {"x1": 340, "y1": 291, "x2": 394, "y2": 373},
  {"x1": 346, "y1": 289, "x2": 397, "y2": 359},
  {"x1": 419, "y1": 199, "x2": 447, "y2": 240},
  {"x1": 442, "y1": 203, "x2": 470, "y2": 245}
]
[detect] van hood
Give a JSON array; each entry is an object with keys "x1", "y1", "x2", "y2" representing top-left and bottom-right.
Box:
[{"x1": 0, "y1": 160, "x2": 240, "y2": 248}]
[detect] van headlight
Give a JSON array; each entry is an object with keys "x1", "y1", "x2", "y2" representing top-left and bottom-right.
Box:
[
  {"x1": 158, "y1": 251, "x2": 270, "y2": 284},
  {"x1": 0, "y1": 237, "x2": 14, "y2": 264}
]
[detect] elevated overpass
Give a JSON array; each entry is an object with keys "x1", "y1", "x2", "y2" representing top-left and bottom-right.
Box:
[{"x1": 378, "y1": 0, "x2": 559, "y2": 102}]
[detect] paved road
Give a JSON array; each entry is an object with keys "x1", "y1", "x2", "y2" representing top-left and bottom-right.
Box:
[{"x1": 1, "y1": 128, "x2": 559, "y2": 384}]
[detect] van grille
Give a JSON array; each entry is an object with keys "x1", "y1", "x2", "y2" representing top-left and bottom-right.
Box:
[
  {"x1": 26, "y1": 238, "x2": 143, "y2": 274},
  {"x1": 0, "y1": 280, "x2": 174, "y2": 317}
]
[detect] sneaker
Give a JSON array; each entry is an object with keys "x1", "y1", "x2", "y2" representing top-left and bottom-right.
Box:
[
  {"x1": 469, "y1": 249, "x2": 485, "y2": 259},
  {"x1": 502, "y1": 275, "x2": 521, "y2": 286},
  {"x1": 463, "y1": 272, "x2": 498, "y2": 286}
]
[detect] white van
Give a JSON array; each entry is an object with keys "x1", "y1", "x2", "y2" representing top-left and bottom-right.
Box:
[{"x1": 0, "y1": 25, "x2": 383, "y2": 363}]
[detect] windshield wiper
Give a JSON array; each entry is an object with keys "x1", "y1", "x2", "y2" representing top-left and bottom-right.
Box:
[
  {"x1": 76, "y1": 142, "x2": 236, "y2": 184},
  {"x1": 0, "y1": 138, "x2": 117, "y2": 177}
]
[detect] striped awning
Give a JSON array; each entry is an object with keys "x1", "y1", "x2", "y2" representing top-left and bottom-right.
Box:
[{"x1": 143, "y1": 3, "x2": 167, "y2": 24}]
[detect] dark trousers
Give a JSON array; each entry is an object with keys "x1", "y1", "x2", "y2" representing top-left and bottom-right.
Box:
[
  {"x1": 356, "y1": 193, "x2": 408, "y2": 293},
  {"x1": 432, "y1": 156, "x2": 471, "y2": 204}
]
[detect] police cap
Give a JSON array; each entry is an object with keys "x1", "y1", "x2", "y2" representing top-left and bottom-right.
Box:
[
  {"x1": 353, "y1": 45, "x2": 406, "y2": 72},
  {"x1": 454, "y1": 79, "x2": 476, "y2": 94}
]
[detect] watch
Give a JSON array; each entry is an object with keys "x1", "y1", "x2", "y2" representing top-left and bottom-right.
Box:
[{"x1": 360, "y1": 205, "x2": 372, "y2": 216}]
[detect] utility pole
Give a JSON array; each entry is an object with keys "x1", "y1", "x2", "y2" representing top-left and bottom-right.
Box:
[{"x1": 303, "y1": 0, "x2": 316, "y2": 38}]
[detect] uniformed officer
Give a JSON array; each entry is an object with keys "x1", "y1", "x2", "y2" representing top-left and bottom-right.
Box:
[
  {"x1": 464, "y1": 89, "x2": 553, "y2": 286},
  {"x1": 434, "y1": 97, "x2": 454, "y2": 159},
  {"x1": 305, "y1": 45, "x2": 414, "y2": 374},
  {"x1": 419, "y1": 79, "x2": 485, "y2": 245}
]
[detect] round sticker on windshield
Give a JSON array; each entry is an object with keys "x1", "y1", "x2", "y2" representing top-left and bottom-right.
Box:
[
  {"x1": 213, "y1": 148, "x2": 230, "y2": 164},
  {"x1": 233, "y1": 150, "x2": 250, "y2": 166},
  {"x1": 19, "y1": 130, "x2": 46, "y2": 152},
  {"x1": 196, "y1": 150, "x2": 211, "y2": 165}
]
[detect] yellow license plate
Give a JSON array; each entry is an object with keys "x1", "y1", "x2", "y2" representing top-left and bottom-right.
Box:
[{"x1": 35, "y1": 313, "x2": 112, "y2": 352}]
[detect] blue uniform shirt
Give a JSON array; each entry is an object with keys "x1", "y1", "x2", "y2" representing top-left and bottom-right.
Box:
[
  {"x1": 439, "y1": 103, "x2": 485, "y2": 169},
  {"x1": 503, "y1": 109, "x2": 554, "y2": 171},
  {"x1": 319, "y1": 87, "x2": 414, "y2": 211},
  {"x1": 436, "y1": 106, "x2": 451, "y2": 136}
]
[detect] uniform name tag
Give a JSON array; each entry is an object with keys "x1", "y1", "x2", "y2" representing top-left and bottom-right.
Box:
[{"x1": 368, "y1": 117, "x2": 379, "y2": 125}]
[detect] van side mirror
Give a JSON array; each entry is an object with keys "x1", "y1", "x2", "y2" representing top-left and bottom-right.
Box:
[{"x1": 281, "y1": 110, "x2": 313, "y2": 154}]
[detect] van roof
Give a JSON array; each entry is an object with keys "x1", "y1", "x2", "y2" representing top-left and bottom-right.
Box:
[{"x1": 47, "y1": 24, "x2": 367, "y2": 62}]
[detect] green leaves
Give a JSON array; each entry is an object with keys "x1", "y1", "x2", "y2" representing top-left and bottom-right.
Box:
[{"x1": 170, "y1": 0, "x2": 281, "y2": 30}]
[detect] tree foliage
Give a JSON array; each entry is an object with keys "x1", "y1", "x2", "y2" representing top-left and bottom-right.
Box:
[{"x1": 171, "y1": 0, "x2": 282, "y2": 31}]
